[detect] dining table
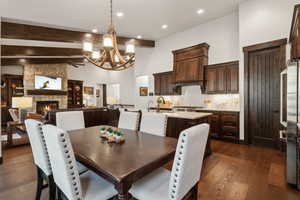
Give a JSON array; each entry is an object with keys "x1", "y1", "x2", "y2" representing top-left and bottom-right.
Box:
[{"x1": 68, "y1": 125, "x2": 178, "y2": 200}]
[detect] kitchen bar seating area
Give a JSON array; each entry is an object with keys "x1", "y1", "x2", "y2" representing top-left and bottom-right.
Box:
[{"x1": 1, "y1": 1, "x2": 300, "y2": 200}]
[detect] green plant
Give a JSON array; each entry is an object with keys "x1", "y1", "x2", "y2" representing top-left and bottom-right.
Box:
[{"x1": 107, "y1": 128, "x2": 113, "y2": 133}]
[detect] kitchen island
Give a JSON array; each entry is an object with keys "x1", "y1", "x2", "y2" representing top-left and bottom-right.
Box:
[{"x1": 163, "y1": 111, "x2": 212, "y2": 158}]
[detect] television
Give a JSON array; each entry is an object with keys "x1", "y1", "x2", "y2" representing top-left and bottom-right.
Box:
[{"x1": 34, "y1": 75, "x2": 62, "y2": 90}]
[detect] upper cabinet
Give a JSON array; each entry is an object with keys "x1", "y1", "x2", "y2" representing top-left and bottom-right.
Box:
[
  {"x1": 153, "y1": 71, "x2": 181, "y2": 96},
  {"x1": 290, "y1": 4, "x2": 300, "y2": 60},
  {"x1": 204, "y1": 61, "x2": 239, "y2": 94},
  {"x1": 172, "y1": 43, "x2": 209, "y2": 83}
]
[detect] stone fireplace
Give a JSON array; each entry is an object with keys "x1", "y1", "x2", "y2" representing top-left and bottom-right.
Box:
[
  {"x1": 23, "y1": 64, "x2": 68, "y2": 112},
  {"x1": 36, "y1": 101, "x2": 59, "y2": 115}
]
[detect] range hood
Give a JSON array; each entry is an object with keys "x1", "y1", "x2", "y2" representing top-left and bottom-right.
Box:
[{"x1": 174, "y1": 80, "x2": 205, "y2": 91}]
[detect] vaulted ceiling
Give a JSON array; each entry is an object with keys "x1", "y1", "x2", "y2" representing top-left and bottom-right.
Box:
[{"x1": 0, "y1": 0, "x2": 245, "y2": 40}]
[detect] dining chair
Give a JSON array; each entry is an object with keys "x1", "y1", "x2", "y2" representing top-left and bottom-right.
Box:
[
  {"x1": 56, "y1": 111, "x2": 85, "y2": 131},
  {"x1": 25, "y1": 119, "x2": 56, "y2": 200},
  {"x1": 8, "y1": 108, "x2": 19, "y2": 122},
  {"x1": 42, "y1": 124, "x2": 118, "y2": 200},
  {"x1": 139, "y1": 112, "x2": 168, "y2": 136},
  {"x1": 118, "y1": 110, "x2": 140, "y2": 131},
  {"x1": 130, "y1": 123, "x2": 210, "y2": 200}
]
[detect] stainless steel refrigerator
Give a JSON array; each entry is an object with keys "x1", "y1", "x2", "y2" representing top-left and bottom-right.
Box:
[{"x1": 286, "y1": 60, "x2": 300, "y2": 187}]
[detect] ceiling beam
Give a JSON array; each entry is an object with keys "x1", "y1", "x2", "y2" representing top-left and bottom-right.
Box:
[
  {"x1": 1, "y1": 22, "x2": 155, "y2": 47},
  {"x1": 2, "y1": 45, "x2": 125, "y2": 57},
  {"x1": 1, "y1": 57, "x2": 85, "y2": 66}
]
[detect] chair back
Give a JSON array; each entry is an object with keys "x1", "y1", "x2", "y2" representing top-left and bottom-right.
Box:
[
  {"x1": 56, "y1": 111, "x2": 85, "y2": 131},
  {"x1": 118, "y1": 111, "x2": 140, "y2": 131},
  {"x1": 169, "y1": 123, "x2": 209, "y2": 200},
  {"x1": 24, "y1": 119, "x2": 52, "y2": 176},
  {"x1": 140, "y1": 112, "x2": 168, "y2": 136},
  {"x1": 42, "y1": 124, "x2": 82, "y2": 200},
  {"x1": 9, "y1": 108, "x2": 19, "y2": 121}
]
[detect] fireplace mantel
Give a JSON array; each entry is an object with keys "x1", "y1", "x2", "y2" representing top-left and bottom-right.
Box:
[{"x1": 27, "y1": 89, "x2": 67, "y2": 95}]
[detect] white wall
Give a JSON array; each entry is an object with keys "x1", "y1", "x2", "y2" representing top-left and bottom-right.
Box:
[{"x1": 238, "y1": 0, "x2": 298, "y2": 140}]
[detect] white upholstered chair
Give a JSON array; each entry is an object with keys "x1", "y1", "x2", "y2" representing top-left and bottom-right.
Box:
[
  {"x1": 25, "y1": 119, "x2": 56, "y2": 200},
  {"x1": 42, "y1": 124, "x2": 117, "y2": 200},
  {"x1": 130, "y1": 123, "x2": 210, "y2": 200},
  {"x1": 56, "y1": 111, "x2": 85, "y2": 131},
  {"x1": 139, "y1": 112, "x2": 168, "y2": 137},
  {"x1": 118, "y1": 111, "x2": 140, "y2": 131}
]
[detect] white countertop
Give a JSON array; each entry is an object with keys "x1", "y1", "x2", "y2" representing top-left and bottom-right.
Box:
[
  {"x1": 193, "y1": 107, "x2": 240, "y2": 112},
  {"x1": 163, "y1": 112, "x2": 212, "y2": 120}
]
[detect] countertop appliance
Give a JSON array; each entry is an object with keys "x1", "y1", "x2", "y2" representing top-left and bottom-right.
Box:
[{"x1": 286, "y1": 60, "x2": 300, "y2": 188}]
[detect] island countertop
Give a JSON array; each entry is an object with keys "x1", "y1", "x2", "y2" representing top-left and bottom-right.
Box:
[{"x1": 162, "y1": 111, "x2": 212, "y2": 120}]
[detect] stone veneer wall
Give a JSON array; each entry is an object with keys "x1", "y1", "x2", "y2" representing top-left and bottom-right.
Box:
[{"x1": 24, "y1": 64, "x2": 68, "y2": 112}]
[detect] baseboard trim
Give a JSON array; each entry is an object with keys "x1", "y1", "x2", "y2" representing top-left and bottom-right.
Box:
[{"x1": 239, "y1": 140, "x2": 247, "y2": 145}]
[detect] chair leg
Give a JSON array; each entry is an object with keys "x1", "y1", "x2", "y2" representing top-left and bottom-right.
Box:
[
  {"x1": 48, "y1": 175, "x2": 56, "y2": 200},
  {"x1": 191, "y1": 182, "x2": 198, "y2": 200},
  {"x1": 35, "y1": 167, "x2": 43, "y2": 200}
]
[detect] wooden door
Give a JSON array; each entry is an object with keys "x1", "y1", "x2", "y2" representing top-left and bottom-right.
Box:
[
  {"x1": 244, "y1": 39, "x2": 286, "y2": 147},
  {"x1": 227, "y1": 65, "x2": 239, "y2": 93},
  {"x1": 216, "y1": 67, "x2": 227, "y2": 93},
  {"x1": 205, "y1": 68, "x2": 217, "y2": 93}
]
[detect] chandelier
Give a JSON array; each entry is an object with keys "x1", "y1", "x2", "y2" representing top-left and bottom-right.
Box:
[{"x1": 83, "y1": 0, "x2": 135, "y2": 71}]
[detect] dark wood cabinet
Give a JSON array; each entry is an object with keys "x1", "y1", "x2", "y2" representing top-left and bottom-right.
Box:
[
  {"x1": 290, "y1": 4, "x2": 300, "y2": 60},
  {"x1": 204, "y1": 61, "x2": 239, "y2": 94},
  {"x1": 172, "y1": 43, "x2": 209, "y2": 83},
  {"x1": 67, "y1": 80, "x2": 83, "y2": 108},
  {"x1": 205, "y1": 68, "x2": 217, "y2": 93},
  {"x1": 1, "y1": 74, "x2": 24, "y2": 126},
  {"x1": 202, "y1": 111, "x2": 239, "y2": 142},
  {"x1": 153, "y1": 71, "x2": 181, "y2": 95}
]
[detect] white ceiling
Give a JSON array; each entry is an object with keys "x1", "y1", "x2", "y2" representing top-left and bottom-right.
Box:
[{"x1": 0, "y1": 0, "x2": 245, "y2": 40}]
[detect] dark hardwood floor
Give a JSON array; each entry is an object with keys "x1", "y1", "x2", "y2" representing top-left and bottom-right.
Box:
[{"x1": 0, "y1": 140, "x2": 299, "y2": 200}]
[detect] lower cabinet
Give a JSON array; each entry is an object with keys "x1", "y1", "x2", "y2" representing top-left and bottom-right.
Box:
[
  {"x1": 166, "y1": 116, "x2": 212, "y2": 158},
  {"x1": 205, "y1": 111, "x2": 240, "y2": 142}
]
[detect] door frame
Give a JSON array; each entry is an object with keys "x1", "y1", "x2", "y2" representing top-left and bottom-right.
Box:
[{"x1": 243, "y1": 38, "x2": 287, "y2": 145}]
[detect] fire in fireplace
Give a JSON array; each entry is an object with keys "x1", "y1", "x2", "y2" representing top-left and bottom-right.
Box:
[{"x1": 36, "y1": 101, "x2": 59, "y2": 115}]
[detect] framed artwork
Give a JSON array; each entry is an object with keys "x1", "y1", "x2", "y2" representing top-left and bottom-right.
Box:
[
  {"x1": 84, "y1": 86, "x2": 94, "y2": 95},
  {"x1": 139, "y1": 87, "x2": 148, "y2": 96}
]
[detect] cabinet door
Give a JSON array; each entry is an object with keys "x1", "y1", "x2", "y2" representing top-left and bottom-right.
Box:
[
  {"x1": 175, "y1": 58, "x2": 200, "y2": 82},
  {"x1": 205, "y1": 68, "x2": 217, "y2": 93},
  {"x1": 227, "y1": 65, "x2": 239, "y2": 93},
  {"x1": 184, "y1": 58, "x2": 200, "y2": 82},
  {"x1": 154, "y1": 75, "x2": 161, "y2": 95},
  {"x1": 160, "y1": 74, "x2": 169, "y2": 95},
  {"x1": 174, "y1": 61, "x2": 186, "y2": 82},
  {"x1": 216, "y1": 67, "x2": 227, "y2": 93}
]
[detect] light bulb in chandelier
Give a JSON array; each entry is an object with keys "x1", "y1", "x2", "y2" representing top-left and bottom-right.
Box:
[
  {"x1": 83, "y1": 42, "x2": 93, "y2": 52},
  {"x1": 125, "y1": 40, "x2": 135, "y2": 54},
  {"x1": 92, "y1": 51, "x2": 101, "y2": 59},
  {"x1": 103, "y1": 34, "x2": 114, "y2": 49},
  {"x1": 114, "y1": 54, "x2": 120, "y2": 63}
]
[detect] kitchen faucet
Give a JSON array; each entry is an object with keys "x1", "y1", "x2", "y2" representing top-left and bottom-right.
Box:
[{"x1": 156, "y1": 96, "x2": 166, "y2": 112}]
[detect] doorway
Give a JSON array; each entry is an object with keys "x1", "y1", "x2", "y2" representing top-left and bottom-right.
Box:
[{"x1": 244, "y1": 39, "x2": 287, "y2": 148}]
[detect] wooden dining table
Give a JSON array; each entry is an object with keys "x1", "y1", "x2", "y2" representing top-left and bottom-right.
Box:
[{"x1": 68, "y1": 125, "x2": 178, "y2": 200}]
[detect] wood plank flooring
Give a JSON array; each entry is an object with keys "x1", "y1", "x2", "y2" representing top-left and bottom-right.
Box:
[{"x1": 0, "y1": 140, "x2": 299, "y2": 200}]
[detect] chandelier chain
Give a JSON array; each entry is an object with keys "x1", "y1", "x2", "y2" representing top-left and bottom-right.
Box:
[{"x1": 110, "y1": 0, "x2": 113, "y2": 25}]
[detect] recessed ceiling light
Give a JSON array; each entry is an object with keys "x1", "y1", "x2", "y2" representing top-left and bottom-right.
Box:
[
  {"x1": 137, "y1": 35, "x2": 142, "y2": 39},
  {"x1": 197, "y1": 9, "x2": 205, "y2": 14},
  {"x1": 161, "y1": 24, "x2": 168, "y2": 29},
  {"x1": 116, "y1": 12, "x2": 124, "y2": 17},
  {"x1": 92, "y1": 29, "x2": 98, "y2": 33}
]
